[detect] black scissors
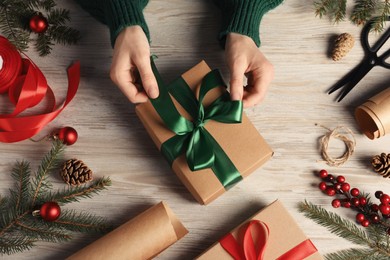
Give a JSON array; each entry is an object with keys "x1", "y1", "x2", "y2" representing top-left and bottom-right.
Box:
[{"x1": 328, "y1": 16, "x2": 390, "y2": 102}]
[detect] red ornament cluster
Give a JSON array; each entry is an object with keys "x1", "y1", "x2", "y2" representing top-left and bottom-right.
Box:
[{"x1": 317, "y1": 169, "x2": 390, "y2": 234}]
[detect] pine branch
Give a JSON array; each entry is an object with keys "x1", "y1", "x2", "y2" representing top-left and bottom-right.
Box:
[
  {"x1": 15, "y1": 219, "x2": 71, "y2": 242},
  {"x1": 52, "y1": 209, "x2": 111, "y2": 234},
  {"x1": 299, "y1": 201, "x2": 390, "y2": 257},
  {"x1": 351, "y1": 0, "x2": 377, "y2": 25},
  {"x1": 0, "y1": 141, "x2": 111, "y2": 255},
  {"x1": 10, "y1": 161, "x2": 31, "y2": 212},
  {"x1": 48, "y1": 25, "x2": 80, "y2": 45},
  {"x1": 324, "y1": 248, "x2": 386, "y2": 260},
  {"x1": 30, "y1": 140, "x2": 65, "y2": 206},
  {"x1": 46, "y1": 177, "x2": 112, "y2": 205},
  {"x1": 34, "y1": 33, "x2": 53, "y2": 57},
  {"x1": 0, "y1": 237, "x2": 34, "y2": 255},
  {"x1": 47, "y1": 8, "x2": 70, "y2": 26},
  {"x1": 298, "y1": 200, "x2": 370, "y2": 245}
]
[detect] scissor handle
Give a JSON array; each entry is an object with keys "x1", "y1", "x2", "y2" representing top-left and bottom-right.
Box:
[
  {"x1": 362, "y1": 16, "x2": 390, "y2": 53},
  {"x1": 381, "y1": 48, "x2": 390, "y2": 68}
]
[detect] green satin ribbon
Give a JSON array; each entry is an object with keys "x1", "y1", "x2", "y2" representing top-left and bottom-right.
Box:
[{"x1": 150, "y1": 59, "x2": 243, "y2": 189}]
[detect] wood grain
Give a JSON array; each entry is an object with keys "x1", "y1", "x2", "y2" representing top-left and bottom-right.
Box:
[{"x1": 1, "y1": 1, "x2": 389, "y2": 259}]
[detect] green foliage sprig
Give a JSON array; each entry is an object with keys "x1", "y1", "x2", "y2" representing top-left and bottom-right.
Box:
[
  {"x1": 314, "y1": 0, "x2": 390, "y2": 31},
  {"x1": 0, "y1": 140, "x2": 112, "y2": 255},
  {"x1": 0, "y1": 0, "x2": 80, "y2": 56},
  {"x1": 299, "y1": 200, "x2": 390, "y2": 260}
]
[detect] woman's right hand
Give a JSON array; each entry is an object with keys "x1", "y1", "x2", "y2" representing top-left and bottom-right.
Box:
[{"x1": 110, "y1": 26, "x2": 159, "y2": 103}]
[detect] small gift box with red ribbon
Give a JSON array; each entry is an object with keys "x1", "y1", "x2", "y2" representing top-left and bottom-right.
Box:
[
  {"x1": 135, "y1": 59, "x2": 273, "y2": 205},
  {"x1": 197, "y1": 200, "x2": 322, "y2": 260}
]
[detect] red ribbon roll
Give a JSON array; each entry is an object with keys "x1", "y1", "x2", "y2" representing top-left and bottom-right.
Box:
[
  {"x1": 220, "y1": 220, "x2": 318, "y2": 260},
  {"x1": 0, "y1": 36, "x2": 79, "y2": 143}
]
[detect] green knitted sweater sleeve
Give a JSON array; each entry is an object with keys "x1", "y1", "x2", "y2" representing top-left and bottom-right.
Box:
[
  {"x1": 74, "y1": 0, "x2": 149, "y2": 46},
  {"x1": 213, "y1": 0, "x2": 283, "y2": 47}
]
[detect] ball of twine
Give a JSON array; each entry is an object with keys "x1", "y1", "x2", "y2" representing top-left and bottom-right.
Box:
[{"x1": 318, "y1": 125, "x2": 356, "y2": 167}]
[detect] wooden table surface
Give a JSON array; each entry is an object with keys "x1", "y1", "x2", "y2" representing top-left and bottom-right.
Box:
[{"x1": 1, "y1": 1, "x2": 390, "y2": 259}]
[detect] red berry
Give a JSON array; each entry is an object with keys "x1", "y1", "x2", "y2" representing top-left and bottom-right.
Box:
[
  {"x1": 326, "y1": 187, "x2": 336, "y2": 196},
  {"x1": 341, "y1": 183, "x2": 350, "y2": 192},
  {"x1": 359, "y1": 197, "x2": 367, "y2": 206},
  {"x1": 343, "y1": 201, "x2": 351, "y2": 208},
  {"x1": 371, "y1": 204, "x2": 379, "y2": 212},
  {"x1": 375, "y1": 191, "x2": 384, "y2": 199},
  {"x1": 326, "y1": 174, "x2": 335, "y2": 182},
  {"x1": 370, "y1": 214, "x2": 380, "y2": 223},
  {"x1": 319, "y1": 182, "x2": 327, "y2": 191},
  {"x1": 319, "y1": 169, "x2": 328, "y2": 179},
  {"x1": 336, "y1": 175, "x2": 345, "y2": 183},
  {"x1": 351, "y1": 198, "x2": 360, "y2": 207},
  {"x1": 380, "y1": 194, "x2": 390, "y2": 204},
  {"x1": 379, "y1": 204, "x2": 390, "y2": 215},
  {"x1": 361, "y1": 219, "x2": 370, "y2": 227},
  {"x1": 332, "y1": 199, "x2": 341, "y2": 208},
  {"x1": 350, "y1": 188, "x2": 360, "y2": 197},
  {"x1": 356, "y1": 213, "x2": 365, "y2": 222},
  {"x1": 334, "y1": 183, "x2": 342, "y2": 190}
]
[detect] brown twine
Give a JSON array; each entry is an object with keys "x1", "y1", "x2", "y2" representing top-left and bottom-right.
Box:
[{"x1": 318, "y1": 125, "x2": 356, "y2": 167}]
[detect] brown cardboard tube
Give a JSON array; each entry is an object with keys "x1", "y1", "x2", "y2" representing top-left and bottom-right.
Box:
[
  {"x1": 67, "y1": 202, "x2": 188, "y2": 260},
  {"x1": 355, "y1": 88, "x2": 390, "y2": 139}
]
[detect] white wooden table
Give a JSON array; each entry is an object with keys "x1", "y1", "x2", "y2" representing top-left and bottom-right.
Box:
[{"x1": 1, "y1": 1, "x2": 389, "y2": 259}]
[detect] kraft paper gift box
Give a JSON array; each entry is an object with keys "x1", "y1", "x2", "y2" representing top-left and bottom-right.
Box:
[
  {"x1": 67, "y1": 201, "x2": 187, "y2": 260},
  {"x1": 135, "y1": 60, "x2": 273, "y2": 205},
  {"x1": 197, "y1": 200, "x2": 323, "y2": 260}
]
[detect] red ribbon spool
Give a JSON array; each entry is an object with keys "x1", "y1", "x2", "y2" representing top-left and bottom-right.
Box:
[{"x1": 0, "y1": 36, "x2": 79, "y2": 143}]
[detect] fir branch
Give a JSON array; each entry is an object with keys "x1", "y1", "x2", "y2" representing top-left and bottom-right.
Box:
[
  {"x1": 325, "y1": 248, "x2": 386, "y2": 260},
  {"x1": 10, "y1": 161, "x2": 31, "y2": 212},
  {"x1": 299, "y1": 201, "x2": 390, "y2": 257},
  {"x1": 351, "y1": 0, "x2": 378, "y2": 25},
  {"x1": 47, "y1": 8, "x2": 70, "y2": 26},
  {"x1": 30, "y1": 140, "x2": 65, "y2": 206},
  {"x1": 48, "y1": 25, "x2": 80, "y2": 46},
  {"x1": 34, "y1": 33, "x2": 53, "y2": 57},
  {"x1": 0, "y1": 237, "x2": 34, "y2": 255},
  {"x1": 298, "y1": 200, "x2": 370, "y2": 245},
  {"x1": 46, "y1": 177, "x2": 112, "y2": 205},
  {"x1": 15, "y1": 219, "x2": 71, "y2": 242},
  {"x1": 53, "y1": 209, "x2": 110, "y2": 234}
]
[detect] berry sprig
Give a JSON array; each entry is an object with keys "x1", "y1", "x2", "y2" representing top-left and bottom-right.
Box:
[{"x1": 317, "y1": 169, "x2": 390, "y2": 233}]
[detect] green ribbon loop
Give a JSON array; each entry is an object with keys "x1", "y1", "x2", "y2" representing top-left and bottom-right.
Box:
[{"x1": 150, "y1": 58, "x2": 243, "y2": 189}]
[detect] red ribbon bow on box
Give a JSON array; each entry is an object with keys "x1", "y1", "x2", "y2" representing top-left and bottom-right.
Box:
[
  {"x1": 220, "y1": 220, "x2": 318, "y2": 260},
  {"x1": 0, "y1": 36, "x2": 79, "y2": 143}
]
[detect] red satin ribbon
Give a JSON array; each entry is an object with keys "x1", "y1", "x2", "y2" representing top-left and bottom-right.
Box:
[
  {"x1": 220, "y1": 220, "x2": 318, "y2": 260},
  {"x1": 0, "y1": 36, "x2": 79, "y2": 143}
]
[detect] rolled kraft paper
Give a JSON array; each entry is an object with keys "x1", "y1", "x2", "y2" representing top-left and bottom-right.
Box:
[
  {"x1": 355, "y1": 88, "x2": 390, "y2": 139},
  {"x1": 67, "y1": 202, "x2": 188, "y2": 260}
]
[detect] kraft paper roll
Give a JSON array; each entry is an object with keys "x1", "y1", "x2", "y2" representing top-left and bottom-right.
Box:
[
  {"x1": 355, "y1": 88, "x2": 390, "y2": 139},
  {"x1": 67, "y1": 202, "x2": 188, "y2": 260}
]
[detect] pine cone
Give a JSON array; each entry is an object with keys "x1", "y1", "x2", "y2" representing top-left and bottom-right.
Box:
[
  {"x1": 60, "y1": 159, "x2": 93, "y2": 185},
  {"x1": 372, "y1": 153, "x2": 390, "y2": 178},
  {"x1": 332, "y1": 33, "x2": 355, "y2": 61}
]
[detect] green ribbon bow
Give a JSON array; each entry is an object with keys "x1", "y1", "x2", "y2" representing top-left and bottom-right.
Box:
[{"x1": 150, "y1": 59, "x2": 243, "y2": 189}]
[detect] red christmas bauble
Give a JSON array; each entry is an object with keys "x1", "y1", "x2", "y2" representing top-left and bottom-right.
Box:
[
  {"x1": 40, "y1": 202, "x2": 61, "y2": 222},
  {"x1": 57, "y1": 126, "x2": 78, "y2": 145},
  {"x1": 29, "y1": 14, "x2": 48, "y2": 33}
]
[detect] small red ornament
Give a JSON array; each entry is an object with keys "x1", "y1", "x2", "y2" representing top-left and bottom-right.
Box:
[
  {"x1": 336, "y1": 175, "x2": 345, "y2": 183},
  {"x1": 325, "y1": 186, "x2": 336, "y2": 196},
  {"x1": 379, "y1": 204, "x2": 390, "y2": 215},
  {"x1": 361, "y1": 219, "x2": 370, "y2": 227},
  {"x1": 33, "y1": 201, "x2": 61, "y2": 222},
  {"x1": 341, "y1": 183, "x2": 350, "y2": 192},
  {"x1": 56, "y1": 126, "x2": 78, "y2": 145},
  {"x1": 319, "y1": 181, "x2": 327, "y2": 191},
  {"x1": 29, "y1": 14, "x2": 49, "y2": 33}
]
